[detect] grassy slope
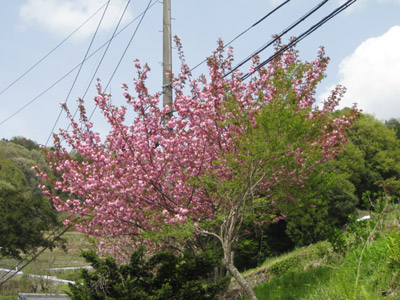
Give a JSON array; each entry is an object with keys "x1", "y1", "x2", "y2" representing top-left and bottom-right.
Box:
[{"x1": 238, "y1": 206, "x2": 400, "y2": 300}]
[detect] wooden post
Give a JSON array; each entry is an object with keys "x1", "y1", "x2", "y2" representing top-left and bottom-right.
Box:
[{"x1": 163, "y1": 0, "x2": 173, "y2": 112}]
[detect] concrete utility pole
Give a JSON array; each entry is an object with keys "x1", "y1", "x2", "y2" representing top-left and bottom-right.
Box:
[{"x1": 163, "y1": 0, "x2": 173, "y2": 111}]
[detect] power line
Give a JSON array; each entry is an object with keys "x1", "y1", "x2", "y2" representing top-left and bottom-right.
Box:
[
  {"x1": 0, "y1": 224, "x2": 65, "y2": 282},
  {"x1": 0, "y1": 1, "x2": 159, "y2": 128},
  {"x1": 0, "y1": 1, "x2": 108, "y2": 98},
  {"x1": 0, "y1": 226, "x2": 71, "y2": 287},
  {"x1": 0, "y1": 1, "x2": 156, "y2": 283},
  {"x1": 225, "y1": 0, "x2": 328, "y2": 78},
  {"x1": 43, "y1": 0, "x2": 112, "y2": 148},
  {"x1": 88, "y1": 0, "x2": 154, "y2": 121},
  {"x1": 190, "y1": 0, "x2": 292, "y2": 73},
  {"x1": 80, "y1": 0, "x2": 134, "y2": 101},
  {"x1": 104, "y1": 0, "x2": 154, "y2": 91},
  {"x1": 65, "y1": 0, "x2": 137, "y2": 133},
  {"x1": 241, "y1": 0, "x2": 358, "y2": 80}
]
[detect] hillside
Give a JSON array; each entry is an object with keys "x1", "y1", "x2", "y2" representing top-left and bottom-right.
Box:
[{"x1": 233, "y1": 204, "x2": 400, "y2": 300}]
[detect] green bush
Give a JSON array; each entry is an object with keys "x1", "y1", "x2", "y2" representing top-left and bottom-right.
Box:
[
  {"x1": 68, "y1": 249, "x2": 229, "y2": 300},
  {"x1": 283, "y1": 162, "x2": 358, "y2": 248}
]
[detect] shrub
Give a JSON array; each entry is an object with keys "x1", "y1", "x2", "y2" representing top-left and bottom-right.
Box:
[{"x1": 68, "y1": 249, "x2": 229, "y2": 300}]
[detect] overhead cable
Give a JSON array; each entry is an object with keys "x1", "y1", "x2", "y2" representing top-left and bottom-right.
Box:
[
  {"x1": 0, "y1": 1, "x2": 108, "y2": 98},
  {"x1": 1, "y1": 1, "x2": 112, "y2": 276},
  {"x1": 225, "y1": 0, "x2": 328, "y2": 78},
  {"x1": 0, "y1": 1, "x2": 159, "y2": 128},
  {"x1": 43, "y1": 0, "x2": 112, "y2": 148},
  {"x1": 65, "y1": 0, "x2": 136, "y2": 134},
  {"x1": 104, "y1": 0, "x2": 154, "y2": 91},
  {"x1": 80, "y1": 0, "x2": 133, "y2": 101},
  {"x1": 190, "y1": 0, "x2": 292, "y2": 73},
  {"x1": 0, "y1": 1, "x2": 153, "y2": 280},
  {"x1": 0, "y1": 224, "x2": 66, "y2": 282},
  {"x1": 241, "y1": 0, "x2": 358, "y2": 80},
  {"x1": 88, "y1": 0, "x2": 154, "y2": 121},
  {"x1": 0, "y1": 226, "x2": 71, "y2": 287}
]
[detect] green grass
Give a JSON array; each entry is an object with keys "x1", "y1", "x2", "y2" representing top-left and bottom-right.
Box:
[
  {"x1": 239, "y1": 205, "x2": 400, "y2": 300},
  {"x1": 303, "y1": 237, "x2": 399, "y2": 300},
  {"x1": 241, "y1": 238, "x2": 399, "y2": 300},
  {"x1": 244, "y1": 267, "x2": 333, "y2": 300}
]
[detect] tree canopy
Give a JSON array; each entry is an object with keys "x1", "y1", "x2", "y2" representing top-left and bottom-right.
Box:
[
  {"x1": 336, "y1": 113, "x2": 400, "y2": 199},
  {"x1": 0, "y1": 139, "x2": 60, "y2": 259},
  {"x1": 38, "y1": 39, "x2": 358, "y2": 299}
]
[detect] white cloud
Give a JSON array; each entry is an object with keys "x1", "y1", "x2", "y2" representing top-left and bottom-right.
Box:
[
  {"x1": 336, "y1": 0, "x2": 400, "y2": 13},
  {"x1": 328, "y1": 26, "x2": 400, "y2": 120},
  {"x1": 19, "y1": 0, "x2": 133, "y2": 40}
]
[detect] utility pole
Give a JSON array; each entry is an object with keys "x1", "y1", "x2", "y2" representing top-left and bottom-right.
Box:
[{"x1": 163, "y1": 0, "x2": 173, "y2": 112}]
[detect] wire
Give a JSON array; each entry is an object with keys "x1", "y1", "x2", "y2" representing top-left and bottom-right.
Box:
[
  {"x1": 190, "y1": 0, "x2": 292, "y2": 72},
  {"x1": 0, "y1": 224, "x2": 64, "y2": 282},
  {"x1": 80, "y1": 0, "x2": 133, "y2": 102},
  {"x1": 0, "y1": 1, "x2": 108, "y2": 98},
  {"x1": 88, "y1": 0, "x2": 154, "y2": 121},
  {"x1": 241, "y1": 0, "x2": 358, "y2": 80},
  {"x1": 0, "y1": 226, "x2": 71, "y2": 286},
  {"x1": 105, "y1": 0, "x2": 154, "y2": 91},
  {"x1": 1, "y1": 1, "x2": 116, "y2": 282},
  {"x1": 63, "y1": 0, "x2": 136, "y2": 134},
  {"x1": 0, "y1": 1, "x2": 159, "y2": 128},
  {"x1": 0, "y1": 2, "x2": 155, "y2": 281},
  {"x1": 64, "y1": 0, "x2": 136, "y2": 134},
  {"x1": 43, "y1": 0, "x2": 112, "y2": 148},
  {"x1": 225, "y1": 0, "x2": 328, "y2": 78}
]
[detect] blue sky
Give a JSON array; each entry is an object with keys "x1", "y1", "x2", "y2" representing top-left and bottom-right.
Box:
[{"x1": 1, "y1": 0, "x2": 400, "y2": 145}]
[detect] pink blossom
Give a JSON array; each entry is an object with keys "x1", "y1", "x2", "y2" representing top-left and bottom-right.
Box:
[{"x1": 37, "y1": 39, "x2": 359, "y2": 262}]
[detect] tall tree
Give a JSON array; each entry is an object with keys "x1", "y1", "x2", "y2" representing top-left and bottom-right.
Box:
[
  {"x1": 336, "y1": 113, "x2": 400, "y2": 199},
  {"x1": 38, "y1": 39, "x2": 358, "y2": 299}
]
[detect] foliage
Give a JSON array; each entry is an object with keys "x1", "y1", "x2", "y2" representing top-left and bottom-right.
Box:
[
  {"x1": 386, "y1": 230, "x2": 400, "y2": 266},
  {"x1": 385, "y1": 117, "x2": 400, "y2": 139},
  {"x1": 327, "y1": 191, "x2": 389, "y2": 256},
  {"x1": 0, "y1": 139, "x2": 60, "y2": 258},
  {"x1": 232, "y1": 162, "x2": 359, "y2": 270},
  {"x1": 38, "y1": 38, "x2": 358, "y2": 299},
  {"x1": 283, "y1": 162, "x2": 358, "y2": 247},
  {"x1": 234, "y1": 220, "x2": 294, "y2": 272},
  {"x1": 269, "y1": 256, "x2": 300, "y2": 277},
  {"x1": 9, "y1": 136, "x2": 41, "y2": 151},
  {"x1": 240, "y1": 205, "x2": 400, "y2": 300},
  {"x1": 0, "y1": 181, "x2": 59, "y2": 258},
  {"x1": 336, "y1": 114, "x2": 400, "y2": 200},
  {"x1": 68, "y1": 250, "x2": 229, "y2": 300}
]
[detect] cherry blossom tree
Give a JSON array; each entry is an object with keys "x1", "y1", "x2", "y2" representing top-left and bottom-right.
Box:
[{"x1": 37, "y1": 38, "x2": 358, "y2": 299}]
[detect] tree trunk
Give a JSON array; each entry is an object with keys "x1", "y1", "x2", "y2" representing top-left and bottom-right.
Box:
[{"x1": 222, "y1": 258, "x2": 258, "y2": 300}]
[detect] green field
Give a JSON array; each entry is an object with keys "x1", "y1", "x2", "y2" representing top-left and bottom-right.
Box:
[{"x1": 0, "y1": 230, "x2": 94, "y2": 297}]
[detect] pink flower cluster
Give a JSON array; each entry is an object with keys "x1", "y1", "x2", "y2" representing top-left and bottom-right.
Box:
[{"x1": 37, "y1": 38, "x2": 358, "y2": 256}]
